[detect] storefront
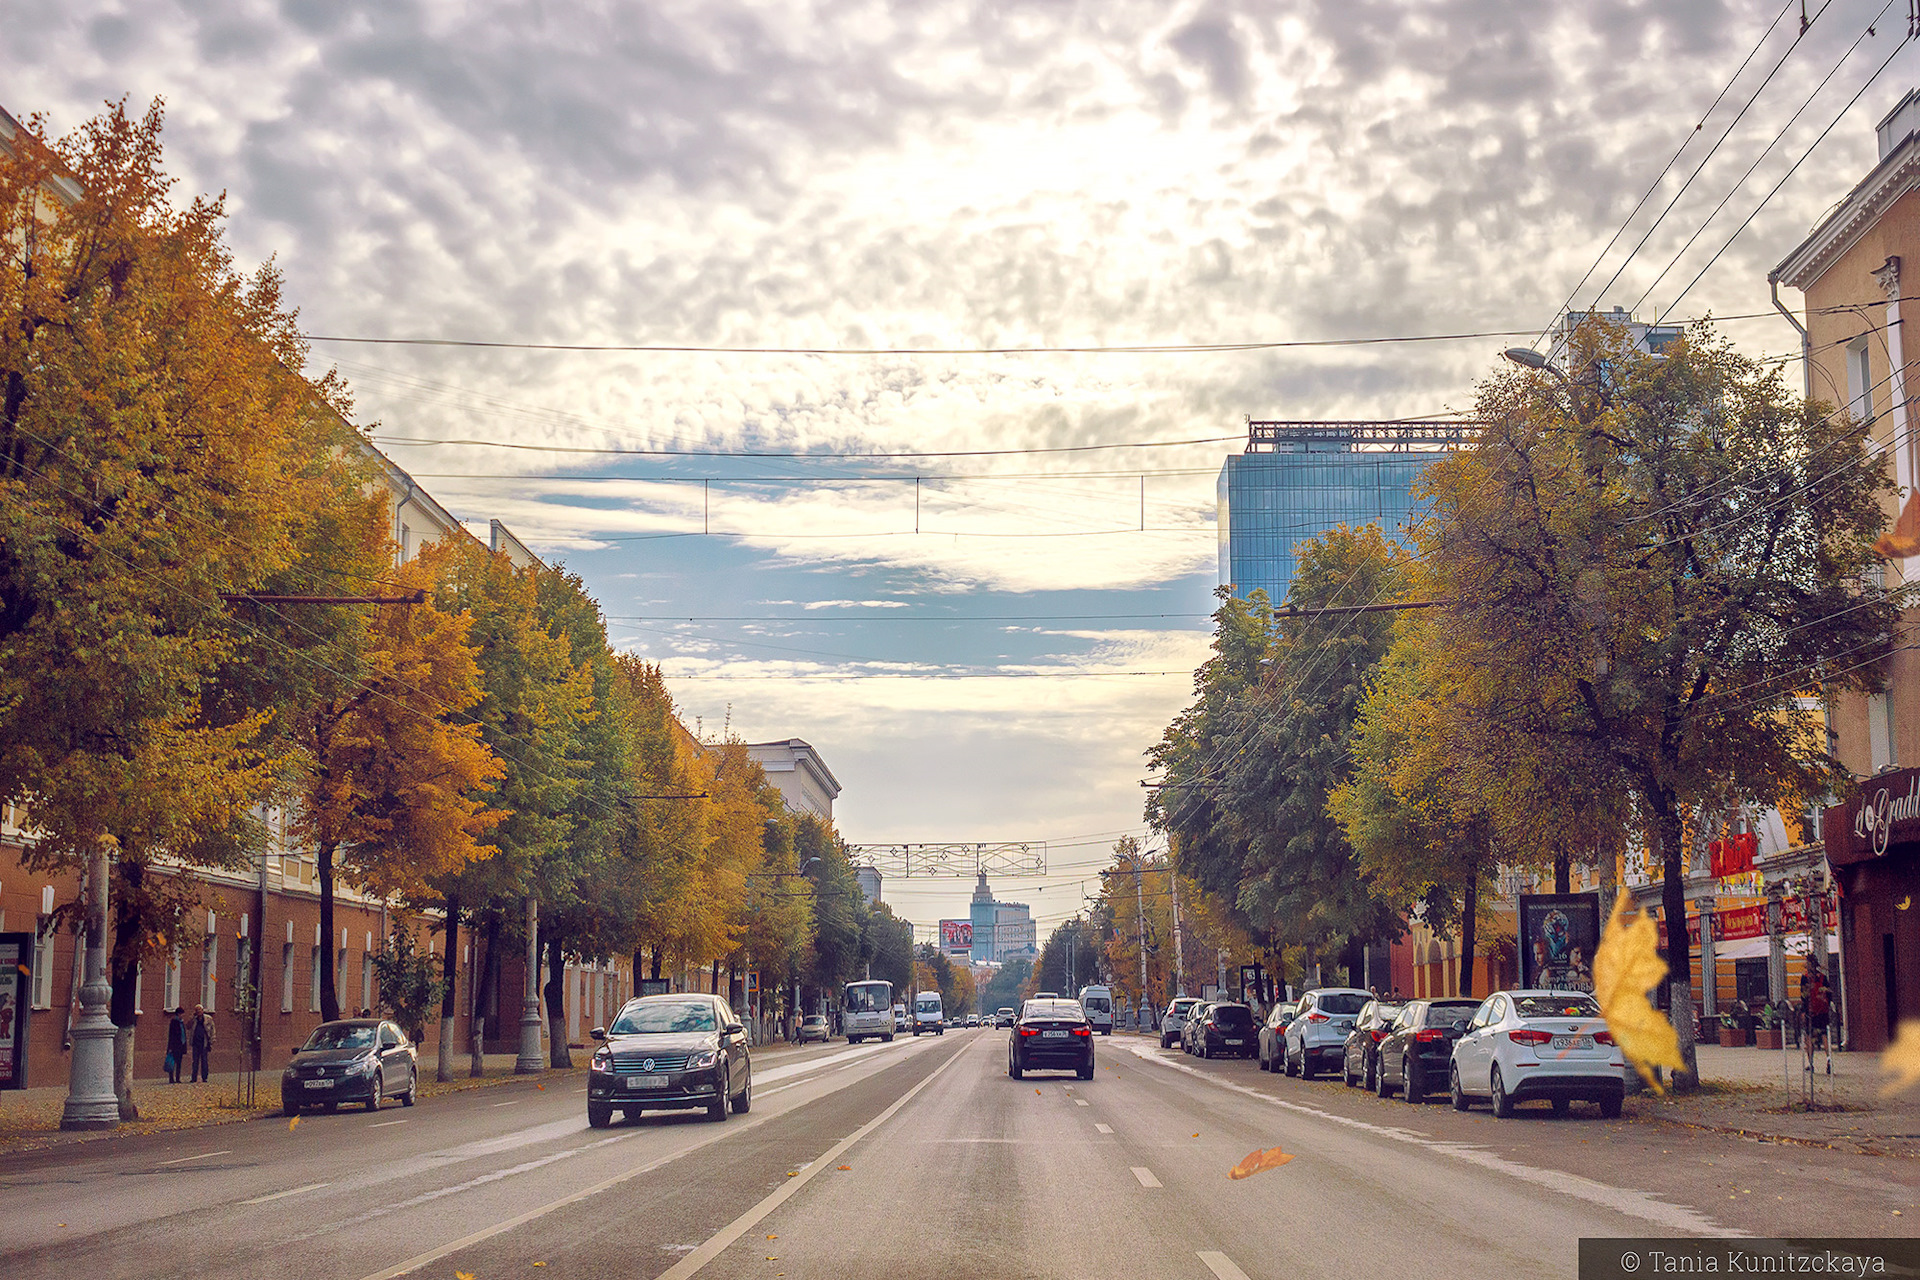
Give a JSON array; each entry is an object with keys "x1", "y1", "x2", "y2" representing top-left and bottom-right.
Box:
[{"x1": 1823, "y1": 765, "x2": 1920, "y2": 1052}]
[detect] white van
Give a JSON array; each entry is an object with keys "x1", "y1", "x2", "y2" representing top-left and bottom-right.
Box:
[
  {"x1": 1078, "y1": 985, "x2": 1115, "y2": 1035},
  {"x1": 912, "y1": 990, "x2": 944, "y2": 1035}
]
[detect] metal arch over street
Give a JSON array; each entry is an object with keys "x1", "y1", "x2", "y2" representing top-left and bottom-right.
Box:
[{"x1": 846, "y1": 843, "x2": 1045, "y2": 877}]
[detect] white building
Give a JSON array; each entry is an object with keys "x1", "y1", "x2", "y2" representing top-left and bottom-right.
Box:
[{"x1": 745, "y1": 739, "x2": 842, "y2": 821}]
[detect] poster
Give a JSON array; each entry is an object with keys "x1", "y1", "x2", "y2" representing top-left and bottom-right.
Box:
[
  {"x1": 1517, "y1": 894, "x2": 1601, "y2": 993},
  {"x1": 0, "y1": 933, "x2": 28, "y2": 1090}
]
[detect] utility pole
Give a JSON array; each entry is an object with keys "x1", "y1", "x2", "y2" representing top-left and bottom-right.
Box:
[
  {"x1": 1170, "y1": 866, "x2": 1184, "y2": 998},
  {"x1": 1134, "y1": 865, "x2": 1148, "y2": 1005}
]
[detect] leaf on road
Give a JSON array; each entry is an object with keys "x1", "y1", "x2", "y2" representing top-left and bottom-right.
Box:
[
  {"x1": 1879, "y1": 1020, "x2": 1920, "y2": 1097},
  {"x1": 766, "y1": 1234, "x2": 777, "y2": 1240},
  {"x1": 1593, "y1": 890, "x2": 1682, "y2": 1093},
  {"x1": 1228, "y1": 1146, "x2": 1295, "y2": 1179},
  {"x1": 836, "y1": 1165, "x2": 851, "y2": 1171},
  {"x1": 288, "y1": 1116, "x2": 299, "y2": 1130},
  {"x1": 456, "y1": 1273, "x2": 474, "y2": 1280}
]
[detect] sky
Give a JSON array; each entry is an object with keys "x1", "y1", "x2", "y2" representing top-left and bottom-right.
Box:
[{"x1": 6, "y1": 0, "x2": 1914, "y2": 942}]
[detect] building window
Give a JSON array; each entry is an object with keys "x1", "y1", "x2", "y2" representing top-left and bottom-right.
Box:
[
  {"x1": 234, "y1": 936, "x2": 251, "y2": 1013},
  {"x1": 1869, "y1": 692, "x2": 1897, "y2": 772},
  {"x1": 201, "y1": 935, "x2": 217, "y2": 1010},
  {"x1": 1847, "y1": 338, "x2": 1874, "y2": 424},
  {"x1": 31, "y1": 919, "x2": 54, "y2": 1009},
  {"x1": 281, "y1": 943, "x2": 295, "y2": 1013},
  {"x1": 164, "y1": 948, "x2": 181, "y2": 1012},
  {"x1": 337, "y1": 946, "x2": 348, "y2": 1009},
  {"x1": 133, "y1": 961, "x2": 143, "y2": 1015},
  {"x1": 310, "y1": 946, "x2": 322, "y2": 1012},
  {"x1": 361, "y1": 953, "x2": 373, "y2": 1015}
]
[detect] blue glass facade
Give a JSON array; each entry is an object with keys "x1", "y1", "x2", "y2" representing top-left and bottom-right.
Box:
[{"x1": 1217, "y1": 448, "x2": 1444, "y2": 604}]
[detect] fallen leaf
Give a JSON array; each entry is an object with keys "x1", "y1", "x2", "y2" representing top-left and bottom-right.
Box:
[
  {"x1": 836, "y1": 1164, "x2": 851, "y2": 1171},
  {"x1": 766, "y1": 1234, "x2": 777, "y2": 1240},
  {"x1": 533, "y1": 1264, "x2": 547, "y2": 1268},
  {"x1": 536, "y1": 1083, "x2": 546, "y2": 1091},
  {"x1": 456, "y1": 1273, "x2": 474, "y2": 1280},
  {"x1": 1879, "y1": 1020, "x2": 1920, "y2": 1096},
  {"x1": 1593, "y1": 890, "x2": 1683, "y2": 1093},
  {"x1": 1229, "y1": 1146, "x2": 1295, "y2": 1179},
  {"x1": 786, "y1": 1171, "x2": 798, "y2": 1177},
  {"x1": 288, "y1": 1116, "x2": 299, "y2": 1130},
  {"x1": 1192, "y1": 1133, "x2": 1200, "y2": 1138},
  {"x1": 1035, "y1": 1088, "x2": 1041, "y2": 1094}
]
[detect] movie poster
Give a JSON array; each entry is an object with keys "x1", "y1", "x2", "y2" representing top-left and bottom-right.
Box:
[
  {"x1": 1516, "y1": 894, "x2": 1601, "y2": 993},
  {"x1": 0, "y1": 933, "x2": 27, "y2": 1089}
]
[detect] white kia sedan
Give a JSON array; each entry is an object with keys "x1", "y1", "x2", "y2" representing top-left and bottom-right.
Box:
[{"x1": 1448, "y1": 990, "x2": 1627, "y2": 1119}]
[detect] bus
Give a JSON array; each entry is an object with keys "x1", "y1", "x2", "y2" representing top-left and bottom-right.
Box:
[{"x1": 843, "y1": 979, "x2": 895, "y2": 1044}]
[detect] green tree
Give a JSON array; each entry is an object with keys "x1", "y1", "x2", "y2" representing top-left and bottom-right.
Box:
[
  {"x1": 1421, "y1": 321, "x2": 1900, "y2": 1088},
  {"x1": 862, "y1": 902, "x2": 913, "y2": 993}
]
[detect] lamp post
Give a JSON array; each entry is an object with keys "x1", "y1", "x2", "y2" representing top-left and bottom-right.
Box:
[
  {"x1": 515, "y1": 895, "x2": 542, "y2": 1074},
  {"x1": 61, "y1": 835, "x2": 118, "y2": 1130}
]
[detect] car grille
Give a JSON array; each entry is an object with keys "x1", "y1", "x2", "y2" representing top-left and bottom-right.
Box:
[{"x1": 611, "y1": 1052, "x2": 692, "y2": 1075}]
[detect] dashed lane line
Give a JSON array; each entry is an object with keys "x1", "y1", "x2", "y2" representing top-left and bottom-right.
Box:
[
  {"x1": 368, "y1": 1120, "x2": 407, "y2": 1128},
  {"x1": 1130, "y1": 1166, "x2": 1162, "y2": 1188},
  {"x1": 1095, "y1": 1123, "x2": 1114, "y2": 1134},
  {"x1": 1198, "y1": 1250, "x2": 1251, "y2": 1280},
  {"x1": 157, "y1": 1150, "x2": 231, "y2": 1166},
  {"x1": 1073, "y1": 1099, "x2": 1089, "y2": 1107},
  {"x1": 242, "y1": 1182, "x2": 330, "y2": 1205}
]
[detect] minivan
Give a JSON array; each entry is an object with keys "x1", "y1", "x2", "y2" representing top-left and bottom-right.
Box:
[
  {"x1": 913, "y1": 990, "x2": 944, "y2": 1035},
  {"x1": 1078, "y1": 985, "x2": 1115, "y2": 1035}
]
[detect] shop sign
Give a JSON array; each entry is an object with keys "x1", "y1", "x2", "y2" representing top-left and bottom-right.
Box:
[{"x1": 1824, "y1": 765, "x2": 1920, "y2": 865}]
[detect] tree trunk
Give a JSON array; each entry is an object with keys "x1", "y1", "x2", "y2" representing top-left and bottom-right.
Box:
[
  {"x1": 438, "y1": 895, "x2": 460, "y2": 1082},
  {"x1": 1459, "y1": 871, "x2": 1478, "y2": 999},
  {"x1": 631, "y1": 946, "x2": 645, "y2": 999},
  {"x1": 470, "y1": 915, "x2": 498, "y2": 1077},
  {"x1": 109, "y1": 861, "x2": 143, "y2": 1121},
  {"x1": 1655, "y1": 800, "x2": 1700, "y2": 1092},
  {"x1": 1554, "y1": 852, "x2": 1572, "y2": 895},
  {"x1": 318, "y1": 843, "x2": 339, "y2": 1023},
  {"x1": 711, "y1": 958, "x2": 721, "y2": 997},
  {"x1": 649, "y1": 948, "x2": 662, "y2": 981},
  {"x1": 545, "y1": 934, "x2": 570, "y2": 1069}
]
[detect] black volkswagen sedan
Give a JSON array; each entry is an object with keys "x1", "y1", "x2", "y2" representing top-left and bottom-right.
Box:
[
  {"x1": 1374, "y1": 997, "x2": 1481, "y2": 1102},
  {"x1": 282, "y1": 1019, "x2": 418, "y2": 1115},
  {"x1": 1009, "y1": 998, "x2": 1094, "y2": 1079},
  {"x1": 588, "y1": 994, "x2": 751, "y2": 1127}
]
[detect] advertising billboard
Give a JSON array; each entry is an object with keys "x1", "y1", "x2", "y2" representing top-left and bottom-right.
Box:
[
  {"x1": 1517, "y1": 893, "x2": 1601, "y2": 993},
  {"x1": 939, "y1": 919, "x2": 973, "y2": 955},
  {"x1": 0, "y1": 932, "x2": 28, "y2": 1089}
]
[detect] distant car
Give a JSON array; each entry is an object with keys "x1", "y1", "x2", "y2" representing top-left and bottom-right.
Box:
[
  {"x1": 587, "y1": 993, "x2": 751, "y2": 1128},
  {"x1": 1449, "y1": 990, "x2": 1625, "y2": 1118},
  {"x1": 1009, "y1": 998, "x2": 1094, "y2": 1080},
  {"x1": 1078, "y1": 985, "x2": 1115, "y2": 1035},
  {"x1": 1282, "y1": 988, "x2": 1372, "y2": 1079},
  {"x1": 1191, "y1": 1002, "x2": 1256, "y2": 1059},
  {"x1": 1180, "y1": 1002, "x2": 1216, "y2": 1055},
  {"x1": 1341, "y1": 999, "x2": 1405, "y2": 1091},
  {"x1": 1160, "y1": 996, "x2": 1204, "y2": 1049},
  {"x1": 282, "y1": 1018, "x2": 418, "y2": 1115},
  {"x1": 798, "y1": 1014, "x2": 830, "y2": 1043},
  {"x1": 893, "y1": 1004, "x2": 908, "y2": 1031},
  {"x1": 996, "y1": 1007, "x2": 1016, "y2": 1028},
  {"x1": 1034, "y1": 992, "x2": 1061, "y2": 999},
  {"x1": 1375, "y1": 998, "x2": 1481, "y2": 1102},
  {"x1": 1257, "y1": 1002, "x2": 1298, "y2": 1072}
]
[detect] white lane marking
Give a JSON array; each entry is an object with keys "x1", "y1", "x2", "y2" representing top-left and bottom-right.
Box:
[
  {"x1": 1073, "y1": 1099, "x2": 1089, "y2": 1107},
  {"x1": 369, "y1": 1120, "x2": 407, "y2": 1128},
  {"x1": 157, "y1": 1150, "x2": 231, "y2": 1166},
  {"x1": 1130, "y1": 1166, "x2": 1161, "y2": 1188},
  {"x1": 1198, "y1": 1250, "x2": 1251, "y2": 1280},
  {"x1": 1122, "y1": 1043, "x2": 1732, "y2": 1236},
  {"x1": 356, "y1": 1036, "x2": 971, "y2": 1280},
  {"x1": 242, "y1": 1182, "x2": 330, "y2": 1205},
  {"x1": 655, "y1": 1044, "x2": 972, "y2": 1280},
  {"x1": 491, "y1": 1100, "x2": 520, "y2": 1107},
  {"x1": 1095, "y1": 1123, "x2": 1114, "y2": 1134}
]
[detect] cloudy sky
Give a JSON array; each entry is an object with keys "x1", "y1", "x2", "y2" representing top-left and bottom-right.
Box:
[{"x1": 7, "y1": 0, "x2": 1913, "y2": 940}]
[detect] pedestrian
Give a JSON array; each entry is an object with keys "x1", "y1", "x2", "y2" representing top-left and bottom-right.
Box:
[
  {"x1": 165, "y1": 1008, "x2": 187, "y2": 1084},
  {"x1": 189, "y1": 1003, "x2": 215, "y2": 1083},
  {"x1": 1802, "y1": 961, "x2": 1832, "y2": 1054}
]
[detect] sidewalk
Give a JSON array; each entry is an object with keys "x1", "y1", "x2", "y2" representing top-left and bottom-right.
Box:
[{"x1": 1624, "y1": 1043, "x2": 1920, "y2": 1158}]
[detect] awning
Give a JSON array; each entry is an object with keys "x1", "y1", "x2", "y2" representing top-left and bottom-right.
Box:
[{"x1": 1714, "y1": 933, "x2": 1839, "y2": 962}]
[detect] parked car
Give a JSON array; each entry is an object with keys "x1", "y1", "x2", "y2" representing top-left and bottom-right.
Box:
[
  {"x1": 1008, "y1": 998, "x2": 1095, "y2": 1080},
  {"x1": 798, "y1": 1014, "x2": 830, "y2": 1043},
  {"x1": 1281, "y1": 988, "x2": 1372, "y2": 1079},
  {"x1": 1256, "y1": 1002, "x2": 1298, "y2": 1072},
  {"x1": 1375, "y1": 998, "x2": 1481, "y2": 1102},
  {"x1": 282, "y1": 1018, "x2": 418, "y2": 1115},
  {"x1": 587, "y1": 993, "x2": 752, "y2": 1128},
  {"x1": 1179, "y1": 1001, "x2": 1215, "y2": 1054},
  {"x1": 1160, "y1": 996, "x2": 1204, "y2": 1049},
  {"x1": 1448, "y1": 990, "x2": 1626, "y2": 1118},
  {"x1": 1341, "y1": 998, "x2": 1405, "y2": 1091},
  {"x1": 1190, "y1": 1001, "x2": 1257, "y2": 1059}
]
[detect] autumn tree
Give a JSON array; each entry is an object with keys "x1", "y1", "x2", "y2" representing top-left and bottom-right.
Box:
[
  {"x1": 862, "y1": 902, "x2": 914, "y2": 993},
  {"x1": 798, "y1": 814, "x2": 867, "y2": 1006},
  {"x1": 286, "y1": 551, "x2": 504, "y2": 1022},
  {"x1": 1422, "y1": 320, "x2": 1899, "y2": 1088}
]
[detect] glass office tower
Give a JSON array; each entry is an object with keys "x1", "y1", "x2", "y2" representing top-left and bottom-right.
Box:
[{"x1": 1217, "y1": 421, "x2": 1471, "y2": 604}]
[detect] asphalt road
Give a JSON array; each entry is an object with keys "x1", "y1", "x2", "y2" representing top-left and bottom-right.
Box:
[{"x1": 0, "y1": 1029, "x2": 1912, "y2": 1280}]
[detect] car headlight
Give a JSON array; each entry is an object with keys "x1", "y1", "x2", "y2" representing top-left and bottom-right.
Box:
[
  {"x1": 591, "y1": 1046, "x2": 612, "y2": 1069},
  {"x1": 688, "y1": 1049, "x2": 718, "y2": 1070},
  {"x1": 354, "y1": 1054, "x2": 381, "y2": 1075}
]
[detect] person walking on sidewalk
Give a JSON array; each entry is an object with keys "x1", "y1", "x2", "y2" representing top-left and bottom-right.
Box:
[
  {"x1": 189, "y1": 1004, "x2": 215, "y2": 1083},
  {"x1": 165, "y1": 1008, "x2": 187, "y2": 1084}
]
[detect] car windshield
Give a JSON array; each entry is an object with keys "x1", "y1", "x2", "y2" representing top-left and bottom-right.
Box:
[
  {"x1": 1025, "y1": 1002, "x2": 1081, "y2": 1021},
  {"x1": 1084, "y1": 996, "x2": 1111, "y2": 1011},
  {"x1": 844, "y1": 983, "x2": 891, "y2": 1013},
  {"x1": 302, "y1": 1024, "x2": 376, "y2": 1051},
  {"x1": 803, "y1": 1015, "x2": 826, "y2": 1025},
  {"x1": 610, "y1": 1001, "x2": 716, "y2": 1034},
  {"x1": 1316, "y1": 993, "x2": 1369, "y2": 1015},
  {"x1": 1513, "y1": 995, "x2": 1601, "y2": 1019}
]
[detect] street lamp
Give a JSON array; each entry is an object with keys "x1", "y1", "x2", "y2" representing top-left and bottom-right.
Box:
[{"x1": 1502, "y1": 346, "x2": 1550, "y2": 371}]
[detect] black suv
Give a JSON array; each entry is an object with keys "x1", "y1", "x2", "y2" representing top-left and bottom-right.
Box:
[{"x1": 1191, "y1": 1002, "x2": 1257, "y2": 1059}]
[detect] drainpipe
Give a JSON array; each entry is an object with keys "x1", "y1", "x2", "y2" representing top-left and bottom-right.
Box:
[{"x1": 1770, "y1": 274, "x2": 1813, "y2": 400}]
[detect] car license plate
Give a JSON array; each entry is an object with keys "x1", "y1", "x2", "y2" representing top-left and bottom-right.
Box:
[
  {"x1": 1042, "y1": 1029, "x2": 1069, "y2": 1038},
  {"x1": 1551, "y1": 1035, "x2": 1593, "y2": 1050},
  {"x1": 626, "y1": 1075, "x2": 669, "y2": 1089},
  {"x1": 303, "y1": 1079, "x2": 333, "y2": 1090},
  {"x1": 1225, "y1": 1039, "x2": 1243, "y2": 1045}
]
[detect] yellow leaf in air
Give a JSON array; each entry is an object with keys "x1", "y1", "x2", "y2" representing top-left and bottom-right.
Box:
[
  {"x1": 1228, "y1": 1146, "x2": 1296, "y2": 1180},
  {"x1": 1879, "y1": 1020, "x2": 1920, "y2": 1097},
  {"x1": 1593, "y1": 891, "x2": 1684, "y2": 1094}
]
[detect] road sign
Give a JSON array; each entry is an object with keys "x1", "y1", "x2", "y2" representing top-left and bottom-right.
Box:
[{"x1": 746, "y1": 971, "x2": 759, "y2": 996}]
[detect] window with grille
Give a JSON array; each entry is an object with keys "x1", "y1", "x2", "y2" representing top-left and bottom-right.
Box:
[{"x1": 281, "y1": 943, "x2": 294, "y2": 1013}]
